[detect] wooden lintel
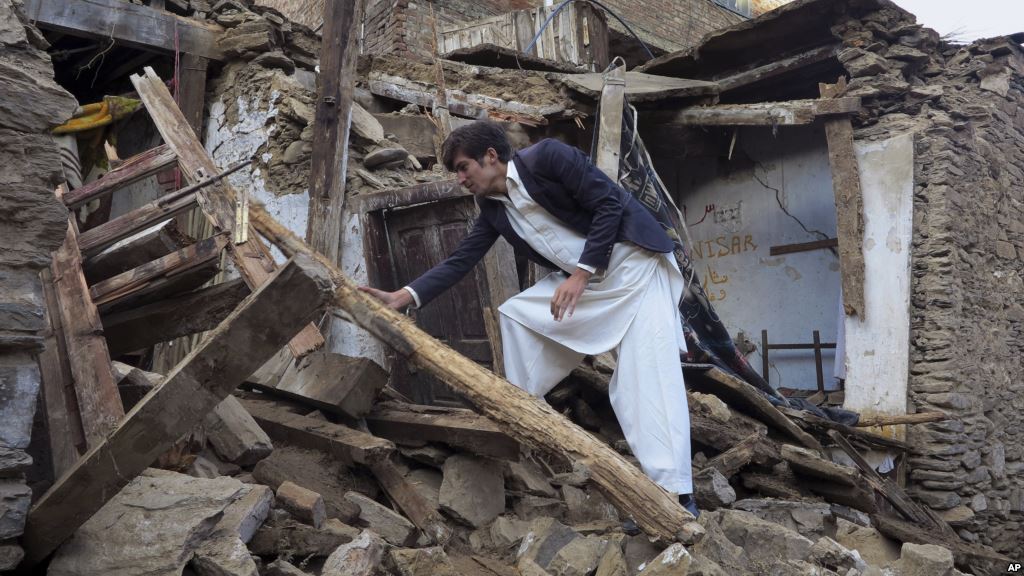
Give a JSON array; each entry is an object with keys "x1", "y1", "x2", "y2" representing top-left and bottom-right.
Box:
[
  {"x1": 23, "y1": 254, "x2": 335, "y2": 566},
  {"x1": 365, "y1": 403, "x2": 520, "y2": 460},
  {"x1": 239, "y1": 396, "x2": 395, "y2": 466},
  {"x1": 130, "y1": 67, "x2": 325, "y2": 356},
  {"x1": 49, "y1": 220, "x2": 125, "y2": 449},
  {"x1": 101, "y1": 278, "x2": 250, "y2": 356},
  {"x1": 653, "y1": 97, "x2": 861, "y2": 127},
  {"x1": 715, "y1": 44, "x2": 839, "y2": 93},
  {"x1": 22, "y1": 0, "x2": 225, "y2": 61},
  {"x1": 88, "y1": 233, "x2": 228, "y2": 307},
  {"x1": 62, "y1": 145, "x2": 178, "y2": 209}
]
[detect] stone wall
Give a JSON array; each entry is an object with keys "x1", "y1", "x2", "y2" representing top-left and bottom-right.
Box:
[
  {"x1": 830, "y1": 4, "x2": 1024, "y2": 554},
  {"x1": 361, "y1": 0, "x2": 743, "y2": 59},
  {"x1": 0, "y1": 0, "x2": 77, "y2": 568}
]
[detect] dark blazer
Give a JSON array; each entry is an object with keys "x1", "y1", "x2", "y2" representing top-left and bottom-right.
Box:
[{"x1": 407, "y1": 138, "x2": 673, "y2": 307}]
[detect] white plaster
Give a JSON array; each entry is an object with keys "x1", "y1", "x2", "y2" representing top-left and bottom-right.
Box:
[
  {"x1": 841, "y1": 132, "x2": 915, "y2": 417},
  {"x1": 329, "y1": 206, "x2": 388, "y2": 367},
  {"x1": 677, "y1": 125, "x2": 841, "y2": 390}
]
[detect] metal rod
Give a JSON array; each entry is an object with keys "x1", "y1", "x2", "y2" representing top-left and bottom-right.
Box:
[
  {"x1": 813, "y1": 330, "x2": 824, "y2": 394},
  {"x1": 156, "y1": 159, "x2": 252, "y2": 207}
]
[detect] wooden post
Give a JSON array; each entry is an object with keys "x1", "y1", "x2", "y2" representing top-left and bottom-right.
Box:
[
  {"x1": 22, "y1": 255, "x2": 335, "y2": 565},
  {"x1": 49, "y1": 219, "x2": 125, "y2": 448},
  {"x1": 306, "y1": 0, "x2": 363, "y2": 262},
  {"x1": 249, "y1": 204, "x2": 705, "y2": 546},
  {"x1": 131, "y1": 67, "x2": 325, "y2": 356},
  {"x1": 820, "y1": 79, "x2": 866, "y2": 318},
  {"x1": 595, "y1": 63, "x2": 625, "y2": 179}
]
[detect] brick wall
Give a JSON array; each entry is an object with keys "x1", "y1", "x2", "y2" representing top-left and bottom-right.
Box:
[{"x1": 362, "y1": 0, "x2": 744, "y2": 60}]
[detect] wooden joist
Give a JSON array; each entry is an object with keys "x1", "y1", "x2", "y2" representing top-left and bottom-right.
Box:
[
  {"x1": 365, "y1": 402, "x2": 520, "y2": 460},
  {"x1": 780, "y1": 443, "x2": 859, "y2": 486},
  {"x1": 239, "y1": 396, "x2": 395, "y2": 466},
  {"x1": 88, "y1": 233, "x2": 228, "y2": 308},
  {"x1": 650, "y1": 97, "x2": 861, "y2": 127},
  {"x1": 369, "y1": 457, "x2": 452, "y2": 545},
  {"x1": 22, "y1": 0, "x2": 225, "y2": 61},
  {"x1": 23, "y1": 254, "x2": 335, "y2": 565},
  {"x1": 83, "y1": 219, "x2": 192, "y2": 284},
  {"x1": 701, "y1": 433, "x2": 779, "y2": 478},
  {"x1": 48, "y1": 220, "x2": 124, "y2": 449},
  {"x1": 130, "y1": 67, "x2": 324, "y2": 356},
  {"x1": 101, "y1": 278, "x2": 249, "y2": 356},
  {"x1": 714, "y1": 44, "x2": 839, "y2": 93},
  {"x1": 77, "y1": 189, "x2": 198, "y2": 257},
  {"x1": 250, "y1": 205, "x2": 705, "y2": 545},
  {"x1": 61, "y1": 145, "x2": 177, "y2": 209}
]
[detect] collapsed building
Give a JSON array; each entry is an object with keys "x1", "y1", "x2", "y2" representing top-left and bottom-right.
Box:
[{"x1": 0, "y1": 0, "x2": 1022, "y2": 573}]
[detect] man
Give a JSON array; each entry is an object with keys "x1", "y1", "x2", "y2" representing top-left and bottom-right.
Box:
[{"x1": 360, "y1": 121, "x2": 697, "y2": 515}]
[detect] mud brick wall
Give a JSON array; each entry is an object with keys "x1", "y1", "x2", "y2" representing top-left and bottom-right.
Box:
[
  {"x1": 832, "y1": 4, "x2": 1024, "y2": 554},
  {"x1": 0, "y1": 0, "x2": 77, "y2": 568},
  {"x1": 362, "y1": 0, "x2": 743, "y2": 59}
]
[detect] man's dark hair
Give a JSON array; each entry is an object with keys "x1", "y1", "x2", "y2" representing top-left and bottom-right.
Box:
[{"x1": 441, "y1": 120, "x2": 512, "y2": 171}]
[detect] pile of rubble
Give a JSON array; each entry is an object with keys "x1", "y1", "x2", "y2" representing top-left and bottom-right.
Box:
[{"x1": 35, "y1": 351, "x2": 990, "y2": 576}]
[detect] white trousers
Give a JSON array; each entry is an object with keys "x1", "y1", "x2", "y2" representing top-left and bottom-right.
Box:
[{"x1": 499, "y1": 262, "x2": 693, "y2": 495}]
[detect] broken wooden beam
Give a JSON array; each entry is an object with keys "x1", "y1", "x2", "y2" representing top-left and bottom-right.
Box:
[
  {"x1": 686, "y1": 366, "x2": 823, "y2": 451},
  {"x1": 83, "y1": 219, "x2": 192, "y2": 284},
  {"x1": 131, "y1": 66, "x2": 324, "y2": 357},
  {"x1": 22, "y1": 0, "x2": 226, "y2": 61},
  {"x1": 779, "y1": 406, "x2": 908, "y2": 451},
  {"x1": 239, "y1": 396, "x2": 395, "y2": 466},
  {"x1": 779, "y1": 443, "x2": 859, "y2": 486},
  {"x1": 595, "y1": 63, "x2": 625, "y2": 179},
  {"x1": 369, "y1": 456, "x2": 452, "y2": 545},
  {"x1": 88, "y1": 233, "x2": 228, "y2": 308},
  {"x1": 701, "y1": 433, "x2": 779, "y2": 478},
  {"x1": 648, "y1": 97, "x2": 861, "y2": 127},
  {"x1": 855, "y1": 411, "x2": 949, "y2": 427},
  {"x1": 274, "y1": 351, "x2": 388, "y2": 419},
  {"x1": 48, "y1": 219, "x2": 125, "y2": 448},
  {"x1": 249, "y1": 204, "x2": 705, "y2": 545},
  {"x1": 101, "y1": 278, "x2": 249, "y2": 356},
  {"x1": 77, "y1": 189, "x2": 198, "y2": 257},
  {"x1": 62, "y1": 144, "x2": 178, "y2": 209},
  {"x1": 715, "y1": 44, "x2": 839, "y2": 93},
  {"x1": 22, "y1": 254, "x2": 334, "y2": 565},
  {"x1": 365, "y1": 402, "x2": 520, "y2": 460}
]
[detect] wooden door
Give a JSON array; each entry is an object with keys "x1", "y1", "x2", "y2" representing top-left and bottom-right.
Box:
[{"x1": 384, "y1": 196, "x2": 492, "y2": 405}]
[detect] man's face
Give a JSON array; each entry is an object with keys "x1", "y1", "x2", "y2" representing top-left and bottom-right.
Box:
[{"x1": 452, "y1": 148, "x2": 504, "y2": 197}]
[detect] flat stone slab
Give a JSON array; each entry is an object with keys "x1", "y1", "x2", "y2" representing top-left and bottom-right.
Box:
[{"x1": 439, "y1": 454, "x2": 505, "y2": 528}]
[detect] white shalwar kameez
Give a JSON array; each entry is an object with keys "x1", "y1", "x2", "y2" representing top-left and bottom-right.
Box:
[{"x1": 496, "y1": 162, "x2": 693, "y2": 494}]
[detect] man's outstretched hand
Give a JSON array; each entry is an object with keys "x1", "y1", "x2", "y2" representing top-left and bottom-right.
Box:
[
  {"x1": 551, "y1": 268, "x2": 592, "y2": 321},
  {"x1": 359, "y1": 286, "x2": 414, "y2": 310}
]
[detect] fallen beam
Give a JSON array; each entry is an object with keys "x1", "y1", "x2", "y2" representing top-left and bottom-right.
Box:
[
  {"x1": 701, "y1": 433, "x2": 779, "y2": 478},
  {"x1": 855, "y1": 411, "x2": 950, "y2": 427},
  {"x1": 649, "y1": 97, "x2": 861, "y2": 127},
  {"x1": 250, "y1": 203, "x2": 705, "y2": 545},
  {"x1": 715, "y1": 44, "x2": 839, "y2": 93},
  {"x1": 131, "y1": 66, "x2": 324, "y2": 357},
  {"x1": 77, "y1": 189, "x2": 198, "y2": 257},
  {"x1": 62, "y1": 145, "x2": 177, "y2": 209},
  {"x1": 239, "y1": 396, "x2": 394, "y2": 466},
  {"x1": 365, "y1": 402, "x2": 520, "y2": 460},
  {"x1": 101, "y1": 278, "x2": 250, "y2": 356},
  {"x1": 369, "y1": 457, "x2": 451, "y2": 545},
  {"x1": 22, "y1": 0, "x2": 225, "y2": 61},
  {"x1": 83, "y1": 219, "x2": 192, "y2": 284},
  {"x1": 22, "y1": 255, "x2": 334, "y2": 565}
]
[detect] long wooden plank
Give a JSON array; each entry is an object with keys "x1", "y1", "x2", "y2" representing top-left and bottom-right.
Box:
[
  {"x1": 688, "y1": 366, "x2": 823, "y2": 451},
  {"x1": 101, "y1": 278, "x2": 249, "y2": 356},
  {"x1": 37, "y1": 269, "x2": 86, "y2": 477},
  {"x1": 595, "y1": 63, "x2": 625, "y2": 179},
  {"x1": 821, "y1": 81, "x2": 866, "y2": 318},
  {"x1": 62, "y1": 145, "x2": 177, "y2": 209},
  {"x1": 22, "y1": 254, "x2": 335, "y2": 565},
  {"x1": 306, "y1": 0, "x2": 361, "y2": 266},
  {"x1": 83, "y1": 219, "x2": 192, "y2": 284},
  {"x1": 89, "y1": 233, "x2": 228, "y2": 306},
  {"x1": 21, "y1": 0, "x2": 225, "y2": 61},
  {"x1": 78, "y1": 190, "x2": 198, "y2": 257},
  {"x1": 715, "y1": 44, "x2": 839, "y2": 93},
  {"x1": 49, "y1": 219, "x2": 124, "y2": 448},
  {"x1": 365, "y1": 403, "x2": 520, "y2": 460},
  {"x1": 239, "y1": 396, "x2": 394, "y2": 466},
  {"x1": 250, "y1": 205, "x2": 705, "y2": 545},
  {"x1": 651, "y1": 97, "x2": 861, "y2": 127},
  {"x1": 130, "y1": 67, "x2": 324, "y2": 356}
]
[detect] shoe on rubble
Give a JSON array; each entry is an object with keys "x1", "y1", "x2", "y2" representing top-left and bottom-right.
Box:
[{"x1": 678, "y1": 493, "x2": 700, "y2": 518}]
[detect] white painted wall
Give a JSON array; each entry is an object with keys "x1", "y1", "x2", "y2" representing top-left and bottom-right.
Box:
[
  {"x1": 205, "y1": 73, "x2": 387, "y2": 368},
  {"x1": 841, "y1": 132, "x2": 915, "y2": 418},
  {"x1": 675, "y1": 125, "x2": 841, "y2": 390}
]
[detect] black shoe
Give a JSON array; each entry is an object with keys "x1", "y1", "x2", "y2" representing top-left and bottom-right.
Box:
[
  {"x1": 679, "y1": 494, "x2": 700, "y2": 518},
  {"x1": 621, "y1": 518, "x2": 641, "y2": 536}
]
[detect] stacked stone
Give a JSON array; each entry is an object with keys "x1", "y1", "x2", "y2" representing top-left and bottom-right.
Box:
[
  {"x1": 0, "y1": 0, "x2": 77, "y2": 568},
  {"x1": 829, "y1": 5, "x2": 1024, "y2": 553}
]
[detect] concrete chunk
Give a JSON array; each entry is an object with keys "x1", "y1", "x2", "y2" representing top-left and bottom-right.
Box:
[
  {"x1": 204, "y1": 395, "x2": 273, "y2": 466},
  {"x1": 321, "y1": 530, "x2": 385, "y2": 576},
  {"x1": 439, "y1": 454, "x2": 505, "y2": 528},
  {"x1": 693, "y1": 468, "x2": 735, "y2": 511},
  {"x1": 276, "y1": 481, "x2": 326, "y2": 529},
  {"x1": 506, "y1": 460, "x2": 556, "y2": 497}
]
